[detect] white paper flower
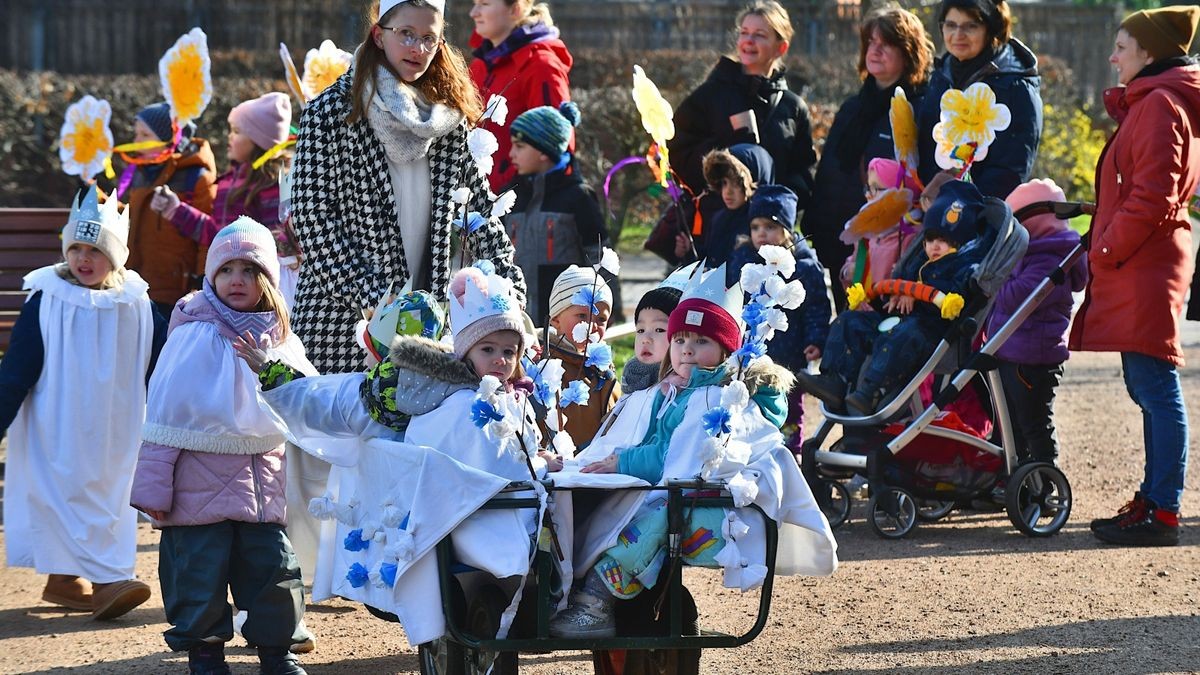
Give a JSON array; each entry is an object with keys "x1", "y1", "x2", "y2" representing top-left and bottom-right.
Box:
[
  {"x1": 59, "y1": 95, "x2": 113, "y2": 180},
  {"x1": 720, "y1": 380, "x2": 750, "y2": 410},
  {"x1": 552, "y1": 431, "x2": 577, "y2": 459},
  {"x1": 308, "y1": 494, "x2": 337, "y2": 520},
  {"x1": 596, "y1": 247, "x2": 621, "y2": 276},
  {"x1": 571, "y1": 322, "x2": 591, "y2": 344},
  {"x1": 483, "y1": 94, "x2": 509, "y2": 126},
  {"x1": 761, "y1": 275, "x2": 786, "y2": 302},
  {"x1": 477, "y1": 375, "x2": 502, "y2": 400},
  {"x1": 381, "y1": 505, "x2": 406, "y2": 529},
  {"x1": 775, "y1": 280, "x2": 807, "y2": 310},
  {"x1": 159, "y1": 28, "x2": 212, "y2": 125},
  {"x1": 726, "y1": 473, "x2": 759, "y2": 508},
  {"x1": 490, "y1": 190, "x2": 517, "y2": 219},
  {"x1": 369, "y1": 567, "x2": 387, "y2": 588},
  {"x1": 451, "y1": 186, "x2": 471, "y2": 204},
  {"x1": 758, "y1": 244, "x2": 796, "y2": 280},
  {"x1": 334, "y1": 497, "x2": 361, "y2": 527},
  {"x1": 468, "y1": 127, "x2": 499, "y2": 177},
  {"x1": 302, "y1": 39, "x2": 352, "y2": 100},
  {"x1": 536, "y1": 358, "x2": 566, "y2": 394},
  {"x1": 386, "y1": 530, "x2": 416, "y2": 562},
  {"x1": 740, "y1": 263, "x2": 772, "y2": 294},
  {"x1": 761, "y1": 307, "x2": 789, "y2": 334}
]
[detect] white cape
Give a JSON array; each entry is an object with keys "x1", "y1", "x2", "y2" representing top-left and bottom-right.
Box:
[{"x1": 4, "y1": 267, "x2": 154, "y2": 582}]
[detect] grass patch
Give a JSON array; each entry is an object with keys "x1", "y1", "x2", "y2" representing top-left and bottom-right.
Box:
[
  {"x1": 1068, "y1": 214, "x2": 1092, "y2": 235},
  {"x1": 617, "y1": 220, "x2": 653, "y2": 255}
]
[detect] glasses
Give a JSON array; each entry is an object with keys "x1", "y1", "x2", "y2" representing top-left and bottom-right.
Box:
[
  {"x1": 379, "y1": 25, "x2": 443, "y2": 53},
  {"x1": 940, "y1": 20, "x2": 983, "y2": 35},
  {"x1": 864, "y1": 184, "x2": 886, "y2": 198}
]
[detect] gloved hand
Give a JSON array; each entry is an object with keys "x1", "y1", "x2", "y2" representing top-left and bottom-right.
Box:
[{"x1": 149, "y1": 185, "x2": 181, "y2": 217}]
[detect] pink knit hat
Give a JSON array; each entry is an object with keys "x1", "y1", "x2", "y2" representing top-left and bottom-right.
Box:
[
  {"x1": 205, "y1": 217, "x2": 280, "y2": 287},
  {"x1": 1006, "y1": 178, "x2": 1067, "y2": 239},
  {"x1": 868, "y1": 157, "x2": 922, "y2": 194},
  {"x1": 228, "y1": 92, "x2": 291, "y2": 152}
]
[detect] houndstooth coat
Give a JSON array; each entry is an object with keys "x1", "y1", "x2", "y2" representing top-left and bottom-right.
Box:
[{"x1": 290, "y1": 70, "x2": 524, "y2": 374}]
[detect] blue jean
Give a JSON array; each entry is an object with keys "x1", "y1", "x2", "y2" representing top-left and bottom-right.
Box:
[{"x1": 1121, "y1": 352, "x2": 1189, "y2": 512}]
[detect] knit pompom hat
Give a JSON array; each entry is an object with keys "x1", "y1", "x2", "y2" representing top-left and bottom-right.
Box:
[
  {"x1": 548, "y1": 264, "x2": 613, "y2": 320},
  {"x1": 450, "y1": 266, "x2": 528, "y2": 359},
  {"x1": 1121, "y1": 6, "x2": 1200, "y2": 62},
  {"x1": 228, "y1": 92, "x2": 292, "y2": 153},
  {"x1": 1006, "y1": 178, "x2": 1067, "y2": 240},
  {"x1": 205, "y1": 217, "x2": 281, "y2": 287},
  {"x1": 510, "y1": 102, "x2": 581, "y2": 158}
]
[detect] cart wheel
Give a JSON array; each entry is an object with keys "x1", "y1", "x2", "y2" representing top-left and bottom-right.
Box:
[
  {"x1": 418, "y1": 638, "x2": 465, "y2": 675},
  {"x1": 463, "y1": 586, "x2": 519, "y2": 674},
  {"x1": 1006, "y1": 462, "x2": 1072, "y2": 537},
  {"x1": 916, "y1": 499, "x2": 955, "y2": 522},
  {"x1": 819, "y1": 479, "x2": 852, "y2": 529},
  {"x1": 867, "y1": 487, "x2": 917, "y2": 539}
]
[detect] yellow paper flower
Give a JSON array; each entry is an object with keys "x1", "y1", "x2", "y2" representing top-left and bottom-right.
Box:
[
  {"x1": 303, "y1": 40, "x2": 352, "y2": 100},
  {"x1": 59, "y1": 95, "x2": 113, "y2": 180},
  {"x1": 937, "y1": 82, "x2": 1010, "y2": 152},
  {"x1": 160, "y1": 28, "x2": 212, "y2": 125},
  {"x1": 939, "y1": 292, "x2": 965, "y2": 320},
  {"x1": 847, "y1": 283, "x2": 867, "y2": 309},
  {"x1": 932, "y1": 123, "x2": 985, "y2": 172},
  {"x1": 632, "y1": 66, "x2": 675, "y2": 187},
  {"x1": 890, "y1": 87, "x2": 918, "y2": 168},
  {"x1": 841, "y1": 188, "x2": 913, "y2": 244}
]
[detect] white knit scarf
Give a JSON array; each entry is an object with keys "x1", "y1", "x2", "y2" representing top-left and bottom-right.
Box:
[{"x1": 366, "y1": 66, "x2": 463, "y2": 164}]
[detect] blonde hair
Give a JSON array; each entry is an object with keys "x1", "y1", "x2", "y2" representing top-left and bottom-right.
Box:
[
  {"x1": 657, "y1": 330, "x2": 732, "y2": 381},
  {"x1": 55, "y1": 261, "x2": 125, "y2": 290},
  {"x1": 347, "y1": 0, "x2": 483, "y2": 125},
  {"x1": 736, "y1": 1, "x2": 794, "y2": 75},
  {"x1": 506, "y1": 0, "x2": 555, "y2": 29},
  {"x1": 252, "y1": 269, "x2": 292, "y2": 340}
]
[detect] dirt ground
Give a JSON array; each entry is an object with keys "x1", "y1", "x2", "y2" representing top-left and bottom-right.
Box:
[{"x1": 0, "y1": 348, "x2": 1197, "y2": 674}]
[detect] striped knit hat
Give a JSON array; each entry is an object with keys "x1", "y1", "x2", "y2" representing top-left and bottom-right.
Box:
[
  {"x1": 510, "y1": 102, "x2": 581, "y2": 158},
  {"x1": 548, "y1": 264, "x2": 613, "y2": 320},
  {"x1": 205, "y1": 217, "x2": 280, "y2": 287}
]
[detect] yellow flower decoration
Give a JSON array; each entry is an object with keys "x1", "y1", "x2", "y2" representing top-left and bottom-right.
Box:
[
  {"x1": 632, "y1": 65, "x2": 675, "y2": 186},
  {"x1": 303, "y1": 40, "x2": 353, "y2": 101},
  {"x1": 937, "y1": 82, "x2": 1010, "y2": 152},
  {"x1": 840, "y1": 187, "x2": 913, "y2": 244},
  {"x1": 939, "y1": 292, "x2": 965, "y2": 320},
  {"x1": 846, "y1": 283, "x2": 867, "y2": 309},
  {"x1": 889, "y1": 87, "x2": 918, "y2": 169},
  {"x1": 59, "y1": 95, "x2": 113, "y2": 180},
  {"x1": 933, "y1": 123, "x2": 984, "y2": 172},
  {"x1": 159, "y1": 28, "x2": 212, "y2": 125},
  {"x1": 279, "y1": 42, "x2": 307, "y2": 104}
]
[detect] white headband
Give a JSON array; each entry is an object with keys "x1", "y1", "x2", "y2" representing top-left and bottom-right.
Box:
[{"x1": 380, "y1": 0, "x2": 445, "y2": 18}]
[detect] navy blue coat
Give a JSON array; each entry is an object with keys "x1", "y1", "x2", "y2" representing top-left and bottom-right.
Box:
[{"x1": 916, "y1": 39, "x2": 1042, "y2": 200}]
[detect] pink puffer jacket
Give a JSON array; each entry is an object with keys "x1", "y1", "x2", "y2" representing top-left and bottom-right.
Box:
[{"x1": 131, "y1": 441, "x2": 287, "y2": 527}]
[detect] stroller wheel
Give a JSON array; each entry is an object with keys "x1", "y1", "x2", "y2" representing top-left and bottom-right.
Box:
[
  {"x1": 916, "y1": 499, "x2": 955, "y2": 522},
  {"x1": 819, "y1": 479, "x2": 852, "y2": 529},
  {"x1": 867, "y1": 487, "x2": 917, "y2": 539},
  {"x1": 1006, "y1": 462, "x2": 1072, "y2": 537}
]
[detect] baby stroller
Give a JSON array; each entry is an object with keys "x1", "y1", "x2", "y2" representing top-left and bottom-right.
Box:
[{"x1": 800, "y1": 198, "x2": 1091, "y2": 539}]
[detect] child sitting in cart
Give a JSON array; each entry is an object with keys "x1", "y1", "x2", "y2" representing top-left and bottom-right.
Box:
[
  {"x1": 547, "y1": 263, "x2": 837, "y2": 639},
  {"x1": 796, "y1": 180, "x2": 989, "y2": 417}
]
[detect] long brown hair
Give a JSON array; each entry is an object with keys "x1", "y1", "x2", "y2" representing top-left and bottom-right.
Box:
[
  {"x1": 252, "y1": 268, "x2": 292, "y2": 340},
  {"x1": 347, "y1": 0, "x2": 483, "y2": 125},
  {"x1": 857, "y1": 5, "x2": 934, "y2": 90}
]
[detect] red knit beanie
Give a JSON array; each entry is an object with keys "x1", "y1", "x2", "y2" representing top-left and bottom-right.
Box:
[{"x1": 668, "y1": 298, "x2": 743, "y2": 354}]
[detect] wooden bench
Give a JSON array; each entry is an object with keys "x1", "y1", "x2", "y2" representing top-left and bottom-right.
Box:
[{"x1": 0, "y1": 209, "x2": 69, "y2": 352}]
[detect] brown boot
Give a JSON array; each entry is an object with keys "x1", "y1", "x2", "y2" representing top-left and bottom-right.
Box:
[
  {"x1": 42, "y1": 574, "x2": 93, "y2": 611},
  {"x1": 90, "y1": 579, "x2": 151, "y2": 620}
]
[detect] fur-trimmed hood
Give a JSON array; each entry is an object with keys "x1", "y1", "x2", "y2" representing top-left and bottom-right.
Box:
[
  {"x1": 387, "y1": 335, "x2": 479, "y2": 386},
  {"x1": 360, "y1": 336, "x2": 481, "y2": 429}
]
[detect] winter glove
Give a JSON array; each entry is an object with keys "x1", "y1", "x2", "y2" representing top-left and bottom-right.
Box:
[{"x1": 149, "y1": 185, "x2": 181, "y2": 218}]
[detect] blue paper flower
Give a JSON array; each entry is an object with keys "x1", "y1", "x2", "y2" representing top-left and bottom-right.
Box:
[
  {"x1": 455, "y1": 212, "x2": 486, "y2": 233},
  {"x1": 470, "y1": 397, "x2": 505, "y2": 428},
  {"x1": 533, "y1": 381, "x2": 554, "y2": 407},
  {"x1": 399, "y1": 511, "x2": 410, "y2": 531},
  {"x1": 473, "y1": 259, "x2": 496, "y2": 275},
  {"x1": 346, "y1": 562, "x2": 370, "y2": 588},
  {"x1": 742, "y1": 302, "x2": 765, "y2": 327},
  {"x1": 560, "y1": 379, "x2": 590, "y2": 408},
  {"x1": 584, "y1": 342, "x2": 613, "y2": 371},
  {"x1": 379, "y1": 562, "x2": 398, "y2": 588},
  {"x1": 734, "y1": 340, "x2": 766, "y2": 368},
  {"x1": 570, "y1": 287, "x2": 601, "y2": 315},
  {"x1": 343, "y1": 528, "x2": 370, "y2": 552},
  {"x1": 702, "y1": 406, "x2": 733, "y2": 437}
]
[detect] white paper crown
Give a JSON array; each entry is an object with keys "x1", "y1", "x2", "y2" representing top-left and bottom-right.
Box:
[
  {"x1": 66, "y1": 186, "x2": 129, "y2": 247},
  {"x1": 449, "y1": 267, "x2": 519, "y2": 335},
  {"x1": 381, "y1": 0, "x2": 446, "y2": 17},
  {"x1": 680, "y1": 262, "x2": 743, "y2": 320}
]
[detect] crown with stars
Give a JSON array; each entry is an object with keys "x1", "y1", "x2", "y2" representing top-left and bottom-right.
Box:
[
  {"x1": 62, "y1": 186, "x2": 131, "y2": 268},
  {"x1": 679, "y1": 262, "x2": 743, "y2": 320}
]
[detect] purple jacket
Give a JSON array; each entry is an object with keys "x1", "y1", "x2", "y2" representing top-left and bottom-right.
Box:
[
  {"x1": 130, "y1": 442, "x2": 287, "y2": 527},
  {"x1": 169, "y1": 162, "x2": 283, "y2": 248},
  {"x1": 986, "y1": 228, "x2": 1088, "y2": 364}
]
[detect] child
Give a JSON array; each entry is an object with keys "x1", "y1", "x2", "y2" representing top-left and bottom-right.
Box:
[
  {"x1": 728, "y1": 185, "x2": 831, "y2": 448},
  {"x1": 840, "y1": 158, "x2": 923, "y2": 289},
  {"x1": 124, "y1": 102, "x2": 217, "y2": 316},
  {"x1": 505, "y1": 102, "x2": 609, "y2": 322},
  {"x1": 0, "y1": 188, "x2": 165, "y2": 619},
  {"x1": 985, "y1": 179, "x2": 1087, "y2": 465},
  {"x1": 549, "y1": 264, "x2": 836, "y2": 638},
  {"x1": 620, "y1": 284, "x2": 682, "y2": 393},
  {"x1": 130, "y1": 217, "x2": 314, "y2": 675},
  {"x1": 699, "y1": 143, "x2": 774, "y2": 266},
  {"x1": 542, "y1": 265, "x2": 620, "y2": 447},
  {"x1": 150, "y1": 92, "x2": 300, "y2": 302},
  {"x1": 797, "y1": 180, "x2": 989, "y2": 417}
]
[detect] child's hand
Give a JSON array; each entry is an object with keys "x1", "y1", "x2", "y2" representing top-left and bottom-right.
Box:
[
  {"x1": 149, "y1": 185, "x2": 181, "y2": 216},
  {"x1": 885, "y1": 296, "x2": 916, "y2": 315},
  {"x1": 233, "y1": 331, "x2": 270, "y2": 373},
  {"x1": 804, "y1": 345, "x2": 822, "y2": 361},
  {"x1": 538, "y1": 451, "x2": 564, "y2": 472},
  {"x1": 581, "y1": 454, "x2": 618, "y2": 474}
]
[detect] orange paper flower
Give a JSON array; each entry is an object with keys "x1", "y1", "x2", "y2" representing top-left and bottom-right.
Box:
[{"x1": 840, "y1": 187, "x2": 913, "y2": 244}]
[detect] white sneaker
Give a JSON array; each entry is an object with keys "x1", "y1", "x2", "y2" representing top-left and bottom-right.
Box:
[{"x1": 548, "y1": 573, "x2": 615, "y2": 639}]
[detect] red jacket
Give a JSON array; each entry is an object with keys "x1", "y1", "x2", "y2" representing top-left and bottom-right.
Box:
[
  {"x1": 469, "y1": 27, "x2": 573, "y2": 192},
  {"x1": 1070, "y1": 62, "x2": 1200, "y2": 366}
]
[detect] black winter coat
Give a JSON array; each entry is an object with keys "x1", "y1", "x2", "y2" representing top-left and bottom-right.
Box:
[{"x1": 668, "y1": 57, "x2": 817, "y2": 208}]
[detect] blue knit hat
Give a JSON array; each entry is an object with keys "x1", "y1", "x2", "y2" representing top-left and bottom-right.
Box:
[
  {"x1": 136, "y1": 102, "x2": 174, "y2": 143},
  {"x1": 510, "y1": 102, "x2": 581, "y2": 158},
  {"x1": 748, "y1": 185, "x2": 798, "y2": 229}
]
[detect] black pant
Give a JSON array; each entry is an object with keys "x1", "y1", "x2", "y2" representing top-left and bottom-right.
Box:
[
  {"x1": 159, "y1": 521, "x2": 305, "y2": 652},
  {"x1": 998, "y1": 361, "x2": 1064, "y2": 464}
]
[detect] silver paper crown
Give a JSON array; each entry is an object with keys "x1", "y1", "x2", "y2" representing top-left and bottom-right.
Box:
[
  {"x1": 679, "y1": 262, "x2": 743, "y2": 321},
  {"x1": 66, "y1": 186, "x2": 129, "y2": 247}
]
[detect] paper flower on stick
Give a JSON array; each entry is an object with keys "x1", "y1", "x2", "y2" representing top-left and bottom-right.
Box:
[
  {"x1": 933, "y1": 83, "x2": 1009, "y2": 172},
  {"x1": 303, "y1": 40, "x2": 352, "y2": 100},
  {"x1": 632, "y1": 65, "x2": 675, "y2": 186},
  {"x1": 933, "y1": 124, "x2": 980, "y2": 172},
  {"x1": 840, "y1": 188, "x2": 914, "y2": 245},
  {"x1": 59, "y1": 95, "x2": 113, "y2": 180},
  {"x1": 890, "y1": 87, "x2": 918, "y2": 169},
  {"x1": 160, "y1": 28, "x2": 212, "y2": 125}
]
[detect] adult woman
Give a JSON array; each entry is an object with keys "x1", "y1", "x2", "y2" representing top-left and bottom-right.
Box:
[
  {"x1": 915, "y1": 0, "x2": 1041, "y2": 200},
  {"x1": 291, "y1": 0, "x2": 523, "y2": 375},
  {"x1": 1071, "y1": 6, "x2": 1200, "y2": 548},
  {"x1": 800, "y1": 5, "x2": 932, "y2": 311},
  {"x1": 669, "y1": 1, "x2": 816, "y2": 220},
  {"x1": 469, "y1": 0, "x2": 572, "y2": 191}
]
